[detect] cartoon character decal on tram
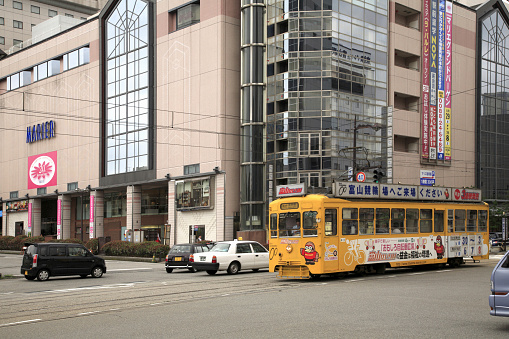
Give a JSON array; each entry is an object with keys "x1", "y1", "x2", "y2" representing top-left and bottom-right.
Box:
[
  {"x1": 301, "y1": 241, "x2": 320, "y2": 265},
  {"x1": 434, "y1": 235, "x2": 445, "y2": 259}
]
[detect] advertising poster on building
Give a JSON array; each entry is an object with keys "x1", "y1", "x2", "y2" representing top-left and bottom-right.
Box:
[
  {"x1": 27, "y1": 151, "x2": 57, "y2": 189},
  {"x1": 422, "y1": 0, "x2": 430, "y2": 159},
  {"x1": 57, "y1": 199, "x2": 62, "y2": 240},
  {"x1": 444, "y1": 1, "x2": 453, "y2": 160},
  {"x1": 437, "y1": 0, "x2": 446, "y2": 160},
  {"x1": 28, "y1": 202, "x2": 32, "y2": 236},
  {"x1": 429, "y1": 0, "x2": 438, "y2": 160},
  {"x1": 89, "y1": 195, "x2": 95, "y2": 239}
]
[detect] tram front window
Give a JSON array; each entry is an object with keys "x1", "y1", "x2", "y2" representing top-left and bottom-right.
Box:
[{"x1": 279, "y1": 212, "x2": 301, "y2": 237}]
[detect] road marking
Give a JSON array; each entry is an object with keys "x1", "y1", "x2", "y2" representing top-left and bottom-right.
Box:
[
  {"x1": 150, "y1": 303, "x2": 162, "y2": 306},
  {"x1": 0, "y1": 319, "x2": 42, "y2": 327},
  {"x1": 77, "y1": 311, "x2": 101, "y2": 316},
  {"x1": 108, "y1": 268, "x2": 152, "y2": 272},
  {"x1": 41, "y1": 283, "x2": 137, "y2": 294}
]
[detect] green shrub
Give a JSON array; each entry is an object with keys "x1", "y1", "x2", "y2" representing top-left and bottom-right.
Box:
[
  {"x1": 50, "y1": 238, "x2": 84, "y2": 244},
  {"x1": 101, "y1": 240, "x2": 169, "y2": 257},
  {"x1": 85, "y1": 238, "x2": 99, "y2": 254},
  {"x1": 0, "y1": 236, "x2": 15, "y2": 250},
  {"x1": 9, "y1": 235, "x2": 28, "y2": 251}
]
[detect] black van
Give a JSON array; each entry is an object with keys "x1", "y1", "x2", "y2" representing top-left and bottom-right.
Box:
[{"x1": 21, "y1": 243, "x2": 107, "y2": 281}]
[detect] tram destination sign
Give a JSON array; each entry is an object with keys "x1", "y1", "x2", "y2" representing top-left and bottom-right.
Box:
[{"x1": 332, "y1": 182, "x2": 482, "y2": 202}]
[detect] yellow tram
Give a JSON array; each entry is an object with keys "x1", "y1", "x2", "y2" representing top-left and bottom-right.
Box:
[{"x1": 269, "y1": 183, "x2": 489, "y2": 279}]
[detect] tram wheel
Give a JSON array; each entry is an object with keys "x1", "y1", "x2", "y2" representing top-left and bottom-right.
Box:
[
  {"x1": 375, "y1": 264, "x2": 386, "y2": 275},
  {"x1": 310, "y1": 273, "x2": 321, "y2": 279}
]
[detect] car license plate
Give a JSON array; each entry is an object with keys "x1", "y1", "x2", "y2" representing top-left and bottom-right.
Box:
[
  {"x1": 200, "y1": 256, "x2": 206, "y2": 262},
  {"x1": 174, "y1": 257, "x2": 182, "y2": 261}
]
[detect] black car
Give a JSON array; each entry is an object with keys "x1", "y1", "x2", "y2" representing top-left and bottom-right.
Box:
[
  {"x1": 21, "y1": 242, "x2": 107, "y2": 281},
  {"x1": 165, "y1": 243, "x2": 210, "y2": 273}
]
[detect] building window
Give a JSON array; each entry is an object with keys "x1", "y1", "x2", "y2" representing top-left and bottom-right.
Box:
[
  {"x1": 170, "y1": 3, "x2": 200, "y2": 32},
  {"x1": 63, "y1": 47, "x2": 89, "y2": 71},
  {"x1": 31, "y1": 5, "x2": 40, "y2": 14},
  {"x1": 0, "y1": 36, "x2": 4, "y2": 45},
  {"x1": 49, "y1": 9, "x2": 57, "y2": 17},
  {"x1": 13, "y1": 1, "x2": 22, "y2": 10},
  {"x1": 67, "y1": 182, "x2": 78, "y2": 191},
  {"x1": 184, "y1": 164, "x2": 200, "y2": 175},
  {"x1": 13, "y1": 20, "x2": 23, "y2": 29},
  {"x1": 104, "y1": 192, "x2": 127, "y2": 217},
  {"x1": 13, "y1": 39, "x2": 22, "y2": 46},
  {"x1": 37, "y1": 188, "x2": 47, "y2": 195},
  {"x1": 0, "y1": 0, "x2": 3, "y2": 6},
  {"x1": 0, "y1": 17, "x2": 4, "y2": 25},
  {"x1": 65, "y1": 13, "x2": 74, "y2": 18},
  {"x1": 176, "y1": 178, "x2": 211, "y2": 209},
  {"x1": 141, "y1": 188, "x2": 168, "y2": 214},
  {"x1": 10, "y1": 191, "x2": 18, "y2": 199},
  {"x1": 105, "y1": 0, "x2": 150, "y2": 175}
]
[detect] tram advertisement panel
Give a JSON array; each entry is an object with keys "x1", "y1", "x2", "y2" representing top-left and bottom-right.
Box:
[{"x1": 339, "y1": 234, "x2": 486, "y2": 268}]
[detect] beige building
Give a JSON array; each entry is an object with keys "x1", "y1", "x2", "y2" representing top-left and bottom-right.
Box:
[
  {"x1": 0, "y1": 0, "x2": 241, "y2": 245},
  {"x1": 0, "y1": 0, "x2": 108, "y2": 53}
]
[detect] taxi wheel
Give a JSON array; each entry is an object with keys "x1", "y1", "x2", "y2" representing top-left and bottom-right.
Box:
[
  {"x1": 37, "y1": 269, "x2": 50, "y2": 281},
  {"x1": 166, "y1": 268, "x2": 173, "y2": 273},
  {"x1": 227, "y1": 262, "x2": 240, "y2": 275}
]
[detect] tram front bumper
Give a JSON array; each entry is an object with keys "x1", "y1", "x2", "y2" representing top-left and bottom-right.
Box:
[{"x1": 277, "y1": 265, "x2": 310, "y2": 279}]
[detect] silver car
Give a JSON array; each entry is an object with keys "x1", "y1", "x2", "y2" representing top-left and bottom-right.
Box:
[{"x1": 490, "y1": 251, "x2": 509, "y2": 316}]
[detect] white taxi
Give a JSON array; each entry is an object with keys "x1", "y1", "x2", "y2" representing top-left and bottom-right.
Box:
[{"x1": 190, "y1": 240, "x2": 269, "y2": 275}]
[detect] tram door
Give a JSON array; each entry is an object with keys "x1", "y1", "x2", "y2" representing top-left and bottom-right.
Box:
[{"x1": 323, "y1": 208, "x2": 339, "y2": 272}]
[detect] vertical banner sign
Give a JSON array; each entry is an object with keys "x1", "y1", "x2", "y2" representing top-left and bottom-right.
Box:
[
  {"x1": 429, "y1": 0, "x2": 438, "y2": 160},
  {"x1": 422, "y1": 0, "x2": 430, "y2": 159},
  {"x1": 437, "y1": 0, "x2": 446, "y2": 160},
  {"x1": 89, "y1": 195, "x2": 95, "y2": 239},
  {"x1": 445, "y1": 1, "x2": 453, "y2": 160},
  {"x1": 28, "y1": 202, "x2": 32, "y2": 236},
  {"x1": 57, "y1": 199, "x2": 62, "y2": 239}
]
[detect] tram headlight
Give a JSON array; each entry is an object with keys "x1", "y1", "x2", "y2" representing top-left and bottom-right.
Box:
[{"x1": 286, "y1": 244, "x2": 293, "y2": 253}]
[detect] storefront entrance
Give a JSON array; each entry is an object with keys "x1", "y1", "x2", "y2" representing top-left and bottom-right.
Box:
[{"x1": 41, "y1": 200, "x2": 57, "y2": 237}]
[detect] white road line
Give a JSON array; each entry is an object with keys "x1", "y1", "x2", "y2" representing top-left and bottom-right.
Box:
[
  {"x1": 0, "y1": 319, "x2": 42, "y2": 327},
  {"x1": 77, "y1": 311, "x2": 101, "y2": 316},
  {"x1": 42, "y1": 283, "x2": 136, "y2": 294},
  {"x1": 108, "y1": 268, "x2": 153, "y2": 272},
  {"x1": 150, "y1": 303, "x2": 162, "y2": 306}
]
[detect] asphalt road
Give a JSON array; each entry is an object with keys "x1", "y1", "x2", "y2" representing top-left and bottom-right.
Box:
[{"x1": 1, "y1": 253, "x2": 508, "y2": 338}]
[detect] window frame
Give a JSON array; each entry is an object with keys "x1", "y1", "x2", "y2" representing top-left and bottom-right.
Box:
[{"x1": 31, "y1": 5, "x2": 40, "y2": 14}]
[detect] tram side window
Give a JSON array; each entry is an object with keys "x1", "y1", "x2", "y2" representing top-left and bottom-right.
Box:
[
  {"x1": 359, "y1": 208, "x2": 374, "y2": 235},
  {"x1": 279, "y1": 212, "x2": 300, "y2": 237},
  {"x1": 342, "y1": 208, "x2": 358, "y2": 235},
  {"x1": 479, "y1": 210, "x2": 488, "y2": 232},
  {"x1": 420, "y1": 209, "x2": 432, "y2": 233},
  {"x1": 325, "y1": 209, "x2": 338, "y2": 236},
  {"x1": 407, "y1": 209, "x2": 419, "y2": 233},
  {"x1": 467, "y1": 210, "x2": 477, "y2": 232},
  {"x1": 447, "y1": 210, "x2": 454, "y2": 232},
  {"x1": 455, "y1": 210, "x2": 466, "y2": 232},
  {"x1": 376, "y1": 208, "x2": 390, "y2": 234},
  {"x1": 391, "y1": 208, "x2": 405, "y2": 234},
  {"x1": 434, "y1": 210, "x2": 444, "y2": 232},
  {"x1": 303, "y1": 211, "x2": 318, "y2": 236},
  {"x1": 270, "y1": 213, "x2": 277, "y2": 238}
]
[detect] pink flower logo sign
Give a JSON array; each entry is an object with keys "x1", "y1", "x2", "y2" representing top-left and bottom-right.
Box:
[{"x1": 28, "y1": 151, "x2": 57, "y2": 189}]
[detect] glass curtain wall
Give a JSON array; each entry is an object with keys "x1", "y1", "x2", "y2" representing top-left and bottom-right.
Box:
[
  {"x1": 105, "y1": 0, "x2": 151, "y2": 175},
  {"x1": 266, "y1": 0, "x2": 388, "y2": 194},
  {"x1": 240, "y1": 0, "x2": 266, "y2": 231},
  {"x1": 479, "y1": 10, "x2": 509, "y2": 201}
]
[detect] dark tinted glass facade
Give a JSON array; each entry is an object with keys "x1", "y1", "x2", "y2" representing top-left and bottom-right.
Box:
[
  {"x1": 266, "y1": 0, "x2": 388, "y2": 199},
  {"x1": 478, "y1": 9, "x2": 509, "y2": 201}
]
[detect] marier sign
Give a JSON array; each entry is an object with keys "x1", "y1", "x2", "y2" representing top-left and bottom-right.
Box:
[{"x1": 26, "y1": 120, "x2": 55, "y2": 143}]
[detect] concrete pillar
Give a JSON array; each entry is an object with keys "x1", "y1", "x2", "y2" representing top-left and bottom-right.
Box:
[
  {"x1": 127, "y1": 185, "x2": 141, "y2": 241},
  {"x1": 30, "y1": 198, "x2": 42, "y2": 237},
  {"x1": 215, "y1": 173, "x2": 225, "y2": 241},
  {"x1": 61, "y1": 195, "x2": 71, "y2": 239},
  {"x1": 91, "y1": 190, "x2": 104, "y2": 238},
  {"x1": 167, "y1": 181, "x2": 175, "y2": 246}
]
